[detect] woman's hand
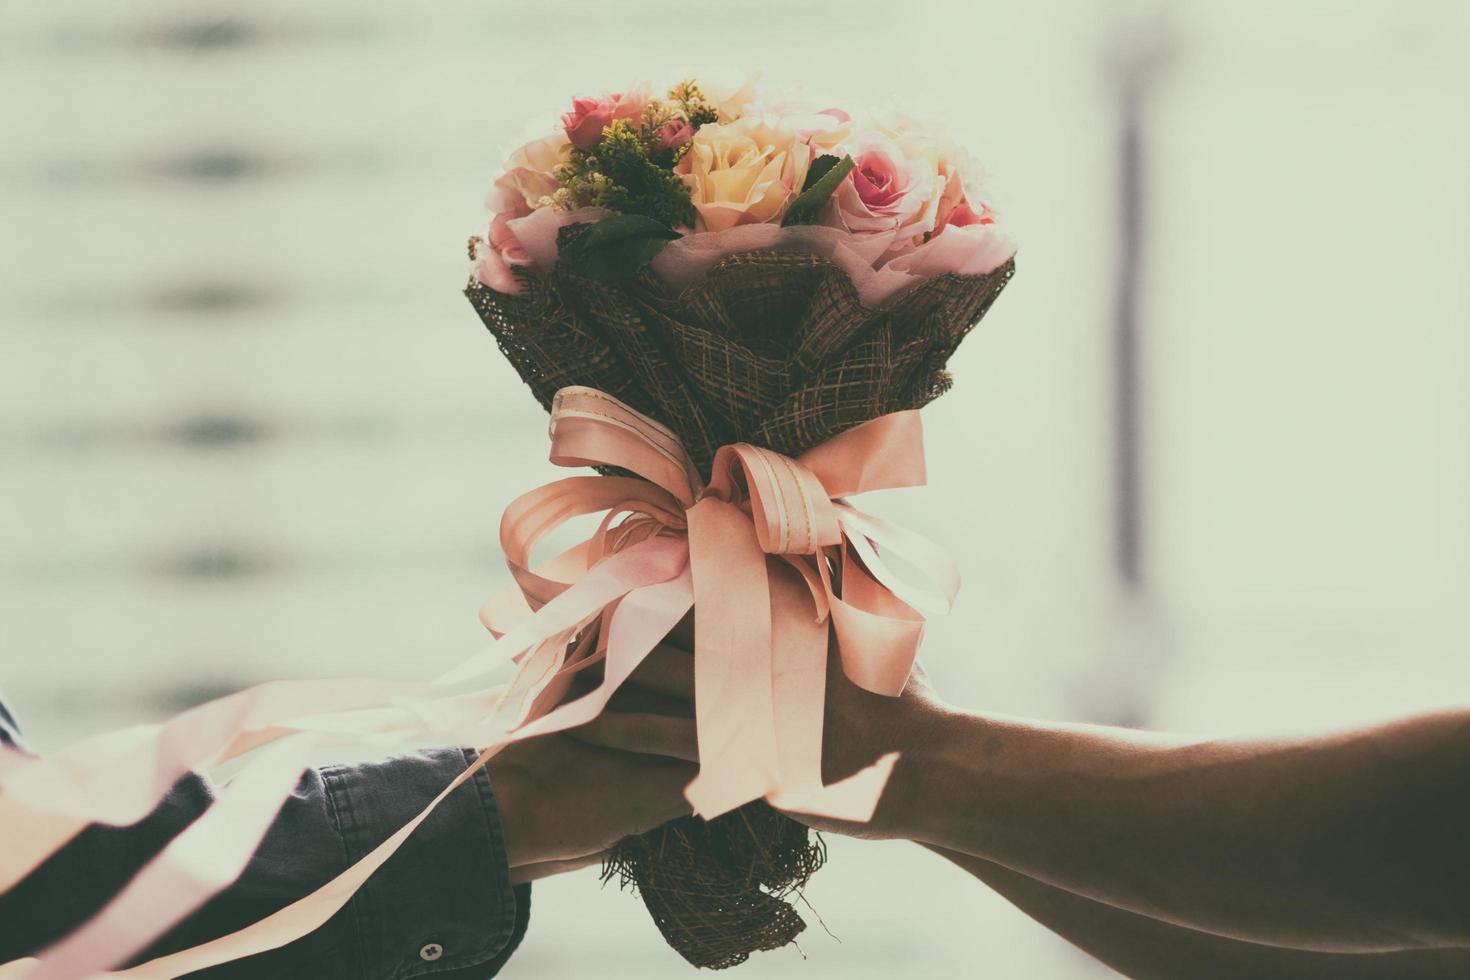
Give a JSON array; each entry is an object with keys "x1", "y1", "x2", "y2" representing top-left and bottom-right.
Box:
[
  {"x1": 568, "y1": 623, "x2": 954, "y2": 843},
  {"x1": 561, "y1": 620, "x2": 1470, "y2": 953},
  {"x1": 796, "y1": 647, "x2": 957, "y2": 840}
]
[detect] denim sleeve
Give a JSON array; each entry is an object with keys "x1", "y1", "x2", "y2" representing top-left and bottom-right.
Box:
[
  {"x1": 313, "y1": 748, "x2": 530, "y2": 979},
  {"x1": 0, "y1": 704, "x2": 530, "y2": 980}
]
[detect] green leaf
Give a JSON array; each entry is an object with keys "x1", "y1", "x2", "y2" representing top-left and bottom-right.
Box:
[
  {"x1": 801, "y1": 154, "x2": 843, "y2": 193},
  {"x1": 782, "y1": 154, "x2": 854, "y2": 227},
  {"x1": 559, "y1": 214, "x2": 680, "y2": 281}
]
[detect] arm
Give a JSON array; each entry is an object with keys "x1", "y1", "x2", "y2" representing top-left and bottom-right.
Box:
[
  {"x1": 575, "y1": 646, "x2": 1470, "y2": 954},
  {"x1": 926, "y1": 844, "x2": 1470, "y2": 979},
  {"x1": 0, "y1": 748, "x2": 525, "y2": 978},
  {"x1": 0, "y1": 694, "x2": 695, "y2": 977},
  {"x1": 821, "y1": 663, "x2": 1470, "y2": 952}
]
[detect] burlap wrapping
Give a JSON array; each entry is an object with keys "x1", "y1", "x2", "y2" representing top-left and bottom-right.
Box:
[{"x1": 466, "y1": 223, "x2": 1014, "y2": 969}]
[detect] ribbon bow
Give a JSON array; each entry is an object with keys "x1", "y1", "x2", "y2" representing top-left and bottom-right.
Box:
[{"x1": 446, "y1": 386, "x2": 960, "y2": 821}]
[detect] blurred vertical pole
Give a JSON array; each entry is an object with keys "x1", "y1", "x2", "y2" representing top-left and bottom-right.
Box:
[
  {"x1": 1080, "y1": 3, "x2": 1173, "y2": 727},
  {"x1": 1113, "y1": 70, "x2": 1146, "y2": 593},
  {"x1": 1110, "y1": 0, "x2": 1172, "y2": 591}
]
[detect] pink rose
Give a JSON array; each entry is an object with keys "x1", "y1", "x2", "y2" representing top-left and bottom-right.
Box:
[
  {"x1": 561, "y1": 91, "x2": 647, "y2": 150},
  {"x1": 852, "y1": 150, "x2": 905, "y2": 212},
  {"x1": 884, "y1": 221, "x2": 1015, "y2": 279},
  {"x1": 473, "y1": 212, "x2": 533, "y2": 293},
  {"x1": 929, "y1": 160, "x2": 999, "y2": 240},
  {"x1": 945, "y1": 200, "x2": 994, "y2": 228},
  {"x1": 656, "y1": 117, "x2": 694, "y2": 151},
  {"x1": 932, "y1": 166, "x2": 996, "y2": 237},
  {"x1": 823, "y1": 138, "x2": 943, "y2": 245}
]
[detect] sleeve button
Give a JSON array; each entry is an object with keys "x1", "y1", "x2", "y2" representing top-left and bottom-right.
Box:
[{"x1": 419, "y1": 943, "x2": 444, "y2": 962}]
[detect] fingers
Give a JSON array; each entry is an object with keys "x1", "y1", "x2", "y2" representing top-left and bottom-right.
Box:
[
  {"x1": 606, "y1": 683, "x2": 689, "y2": 717},
  {"x1": 510, "y1": 851, "x2": 607, "y2": 884},
  {"x1": 563, "y1": 643, "x2": 693, "y2": 710},
  {"x1": 627, "y1": 643, "x2": 694, "y2": 702},
  {"x1": 644, "y1": 758, "x2": 698, "y2": 823},
  {"x1": 571, "y1": 711, "x2": 698, "y2": 763}
]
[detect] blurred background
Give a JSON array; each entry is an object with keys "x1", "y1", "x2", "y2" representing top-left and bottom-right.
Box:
[{"x1": 4, "y1": 0, "x2": 1469, "y2": 976}]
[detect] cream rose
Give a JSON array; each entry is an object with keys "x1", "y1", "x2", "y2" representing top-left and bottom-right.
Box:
[{"x1": 675, "y1": 117, "x2": 813, "y2": 232}]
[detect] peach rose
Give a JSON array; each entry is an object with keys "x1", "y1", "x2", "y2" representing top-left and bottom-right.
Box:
[{"x1": 675, "y1": 117, "x2": 813, "y2": 232}]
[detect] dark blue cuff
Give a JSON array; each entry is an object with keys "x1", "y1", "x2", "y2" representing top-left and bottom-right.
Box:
[{"x1": 321, "y1": 747, "x2": 526, "y2": 979}]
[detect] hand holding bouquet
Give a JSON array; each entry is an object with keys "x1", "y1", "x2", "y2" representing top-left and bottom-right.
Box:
[{"x1": 466, "y1": 76, "x2": 1016, "y2": 968}]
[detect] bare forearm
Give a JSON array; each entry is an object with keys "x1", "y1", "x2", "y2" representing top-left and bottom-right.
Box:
[
  {"x1": 928, "y1": 845, "x2": 1470, "y2": 979},
  {"x1": 882, "y1": 708, "x2": 1470, "y2": 950}
]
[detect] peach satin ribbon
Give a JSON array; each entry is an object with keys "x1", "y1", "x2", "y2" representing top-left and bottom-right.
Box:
[
  {"x1": 480, "y1": 386, "x2": 960, "y2": 818},
  {"x1": 0, "y1": 385, "x2": 957, "y2": 978}
]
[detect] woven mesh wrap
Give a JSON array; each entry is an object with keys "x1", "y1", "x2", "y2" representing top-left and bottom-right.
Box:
[
  {"x1": 466, "y1": 225, "x2": 1014, "y2": 968},
  {"x1": 600, "y1": 801, "x2": 826, "y2": 970}
]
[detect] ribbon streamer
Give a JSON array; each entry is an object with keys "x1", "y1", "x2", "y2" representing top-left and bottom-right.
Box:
[{"x1": 0, "y1": 385, "x2": 958, "y2": 978}]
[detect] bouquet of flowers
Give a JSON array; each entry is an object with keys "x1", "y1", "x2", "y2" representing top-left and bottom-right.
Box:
[{"x1": 466, "y1": 76, "x2": 1015, "y2": 968}]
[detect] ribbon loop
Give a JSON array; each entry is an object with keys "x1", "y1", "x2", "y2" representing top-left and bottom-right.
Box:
[
  {"x1": 550, "y1": 387, "x2": 703, "y2": 506},
  {"x1": 795, "y1": 409, "x2": 927, "y2": 497},
  {"x1": 512, "y1": 388, "x2": 959, "y2": 820},
  {"x1": 706, "y1": 444, "x2": 840, "y2": 557}
]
